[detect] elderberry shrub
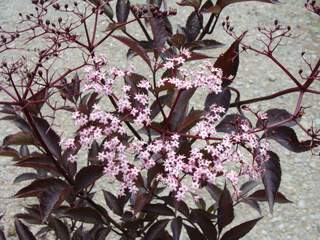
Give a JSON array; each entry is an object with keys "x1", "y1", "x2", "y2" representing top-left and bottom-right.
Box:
[{"x1": 0, "y1": 0, "x2": 319, "y2": 239}]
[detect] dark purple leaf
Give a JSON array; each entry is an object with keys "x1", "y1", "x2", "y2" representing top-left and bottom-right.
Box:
[
  {"x1": 177, "y1": 109, "x2": 204, "y2": 132},
  {"x1": 124, "y1": 73, "x2": 148, "y2": 107},
  {"x1": 249, "y1": 189, "x2": 292, "y2": 204},
  {"x1": 185, "y1": 11, "x2": 203, "y2": 42},
  {"x1": 183, "y1": 224, "x2": 206, "y2": 240},
  {"x1": 169, "y1": 89, "x2": 196, "y2": 131},
  {"x1": 116, "y1": 0, "x2": 130, "y2": 23},
  {"x1": 220, "y1": 217, "x2": 262, "y2": 240},
  {"x1": 48, "y1": 217, "x2": 70, "y2": 240},
  {"x1": 239, "y1": 180, "x2": 260, "y2": 196},
  {"x1": 185, "y1": 39, "x2": 224, "y2": 51},
  {"x1": 0, "y1": 146, "x2": 19, "y2": 157},
  {"x1": 262, "y1": 151, "x2": 281, "y2": 213},
  {"x1": 127, "y1": 41, "x2": 153, "y2": 59},
  {"x1": 147, "y1": 164, "x2": 165, "y2": 187},
  {"x1": 150, "y1": 93, "x2": 173, "y2": 120},
  {"x1": 0, "y1": 228, "x2": 5, "y2": 240},
  {"x1": 78, "y1": 92, "x2": 100, "y2": 115},
  {"x1": 60, "y1": 73, "x2": 80, "y2": 103},
  {"x1": 161, "y1": 196, "x2": 189, "y2": 217},
  {"x1": 88, "y1": 140, "x2": 100, "y2": 164},
  {"x1": 256, "y1": 108, "x2": 296, "y2": 128},
  {"x1": 63, "y1": 207, "x2": 104, "y2": 224},
  {"x1": 214, "y1": 32, "x2": 246, "y2": 86},
  {"x1": 14, "y1": 219, "x2": 36, "y2": 240},
  {"x1": 27, "y1": 88, "x2": 48, "y2": 116},
  {"x1": 171, "y1": 217, "x2": 182, "y2": 240},
  {"x1": 217, "y1": 185, "x2": 234, "y2": 232},
  {"x1": 0, "y1": 214, "x2": 5, "y2": 240},
  {"x1": 35, "y1": 226, "x2": 51, "y2": 238},
  {"x1": 16, "y1": 206, "x2": 42, "y2": 225},
  {"x1": 3, "y1": 132, "x2": 36, "y2": 146},
  {"x1": 193, "y1": 196, "x2": 206, "y2": 210},
  {"x1": 241, "y1": 199, "x2": 261, "y2": 215},
  {"x1": 33, "y1": 117, "x2": 61, "y2": 159},
  {"x1": 60, "y1": 150, "x2": 77, "y2": 178},
  {"x1": 177, "y1": 0, "x2": 202, "y2": 9},
  {"x1": 170, "y1": 34, "x2": 186, "y2": 48},
  {"x1": 103, "y1": 190, "x2": 123, "y2": 216},
  {"x1": 150, "y1": 17, "x2": 172, "y2": 51},
  {"x1": 88, "y1": 0, "x2": 114, "y2": 19},
  {"x1": 216, "y1": 114, "x2": 251, "y2": 133},
  {"x1": 15, "y1": 155, "x2": 60, "y2": 175},
  {"x1": 113, "y1": 35, "x2": 151, "y2": 67},
  {"x1": 263, "y1": 126, "x2": 318, "y2": 152},
  {"x1": 14, "y1": 173, "x2": 39, "y2": 184},
  {"x1": 187, "y1": 51, "x2": 212, "y2": 61},
  {"x1": 200, "y1": 0, "x2": 214, "y2": 13},
  {"x1": 71, "y1": 225, "x2": 85, "y2": 240},
  {"x1": 144, "y1": 219, "x2": 170, "y2": 240},
  {"x1": 143, "y1": 204, "x2": 175, "y2": 216},
  {"x1": 206, "y1": 183, "x2": 223, "y2": 202},
  {"x1": 133, "y1": 192, "x2": 152, "y2": 215},
  {"x1": 39, "y1": 182, "x2": 71, "y2": 221},
  {"x1": 190, "y1": 209, "x2": 217, "y2": 239},
  {"x1": 15, "y1": 213, "x2": 41, "y2": 225},
  {"x1": 213, "y1": 0, "x2": 280, "y2": 14},
  {"x1": 204, "y1": 88, "x2": 231, "y2": 113},
  {"x1": 15, "y1": 178, "x2": 68, "y2": 198},
  {"x1": 74, "y1": 165, "x2": 104, "y2": 193},
  {"x1": 93, "y1": 227, "x2": 111, "y2": 240},
  {"x1": 20, "y1": 145, "x2": 30, "y2": 157}
]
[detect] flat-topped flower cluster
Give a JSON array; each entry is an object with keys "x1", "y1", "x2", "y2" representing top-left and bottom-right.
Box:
[{"x1": 60, "y1": 51, "x2": 270, "y2": 200}]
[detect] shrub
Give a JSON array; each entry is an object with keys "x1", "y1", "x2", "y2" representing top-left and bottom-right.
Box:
[{"x1": 0, "y1": 0, "x2": 319, "y2": 239}]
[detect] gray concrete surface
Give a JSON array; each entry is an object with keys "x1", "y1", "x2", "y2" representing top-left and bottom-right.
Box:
[{"x1": 0, "y1": 0, "x2": 319, "y2": 239}]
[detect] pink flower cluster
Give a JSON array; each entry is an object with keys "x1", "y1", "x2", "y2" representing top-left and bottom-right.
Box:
[
  {"x1": 160, "y1": 49, "x2": 223, "y2": 94},
  {"x1": 193, "y1": 104, "x2": 225, "y2": 139},
  {"x1": 59, "y1": 54, "x2": 270, "y2": 200}
]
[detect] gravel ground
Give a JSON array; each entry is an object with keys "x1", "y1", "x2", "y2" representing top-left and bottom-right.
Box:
[{"x1": 0, "y1": 0, "x2": 320, "y2": 239}]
